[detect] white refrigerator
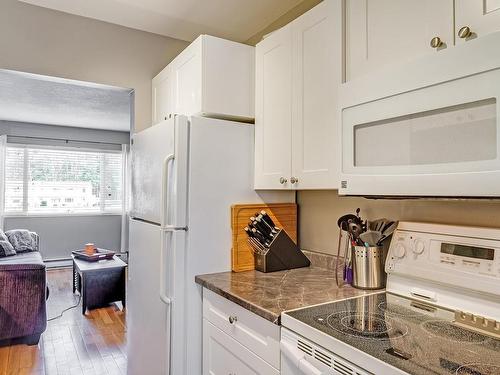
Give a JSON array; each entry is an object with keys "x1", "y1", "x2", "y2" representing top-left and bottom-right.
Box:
[{"x1": 127, "y1": 115, "x2": 290, "y2": 375}]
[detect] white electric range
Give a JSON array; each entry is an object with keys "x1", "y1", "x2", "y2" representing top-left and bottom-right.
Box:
[{"x1": 281, "y1": 222, "x2": 500, "y2": 375}]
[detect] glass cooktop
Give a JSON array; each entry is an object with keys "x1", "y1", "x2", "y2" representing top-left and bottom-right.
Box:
[{"x1": 284, "y1": 293, "x2": 500, "y2": 375}]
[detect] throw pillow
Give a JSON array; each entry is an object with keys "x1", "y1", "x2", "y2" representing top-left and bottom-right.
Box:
[
  {"x1": 0, "y1": 229, "x2": 8, "y2": 242},
  {"x1": 0, "y1": 240, "x2": 16, "y2": 257},
  {"x1": 5, "y1": 229, "x2": 36, "y2": 253}
]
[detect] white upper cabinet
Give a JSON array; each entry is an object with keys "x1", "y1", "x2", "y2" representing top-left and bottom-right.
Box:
[
  {"x1": 455, "y1": 0, "x2": 500, "y2": 44},
  {"x1": 255, "y1": 25, "x2": 293, "y2": 190},
  {"x1": 291, "y1": 0, "x2": 341, "y2": 189},
  {"x1": 346, "y1": 0, "x2": 454, "y2": 81},
  {"x1": 171, "y1": 37, "x2": 203, "y2": 118},
  {"x1": 152, "y1": 65, "x2": 173, "y2": 124},
  {"x1": 255, "y1": 0, "x2": 342, "y2": 190},
  {"x1": 152, "y1": 35, "x2": 255, "y2": 125},
  {"x1": 345, "y1": 0, "x2": 500, "y2": 81}
]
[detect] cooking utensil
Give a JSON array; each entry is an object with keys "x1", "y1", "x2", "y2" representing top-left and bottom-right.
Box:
[
  {"x1": 337, "y1": 214, "x2": 357, "y2": 228},
  {"x1": 335, "y1": 226, "x2": 343, "y2": 287},
  {"x1": 369, "y1": 218, "x2": 387, "y2": 232},
  {"x1": 377, "y1": 221, "x2": 398, "y2": 245},
  {"x1": 348, "y1": 220, "x2": 363, "y2": 241},
  {"x1": 359, "y1": 230, "x2": 383, "y2": 247},
  {"x1": 345, "y1": 235, "x2": 353, "y2": 284},
  {"x1": 336, "y1": 220, "x2": 350, "y2": 287}
]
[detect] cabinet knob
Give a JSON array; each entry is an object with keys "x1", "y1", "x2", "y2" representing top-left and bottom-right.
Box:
[
  {"x1": 458, "y1": 26, "x2": 473, "y2": 39},
  {"x1": 429, "y1": 36, "x2": 443, "y2": 48},
  {"x1": 279, "y1": 177, "x2": 288, "y2": 185},
  {"x1": 290, "y1": 177, "x2": 299, "y2": 184},
  {"x1": 228, "y1": 315, "x2": 238, "y2": 324}
]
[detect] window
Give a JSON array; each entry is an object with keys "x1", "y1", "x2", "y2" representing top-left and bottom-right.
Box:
[{"x1": 5, "y1": 145, "x2": 124, "y2": 215}]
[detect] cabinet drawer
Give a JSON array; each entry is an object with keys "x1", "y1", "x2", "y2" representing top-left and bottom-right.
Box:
[
  {"x1": 203, "y1": 319, "x2": 279, "y2": 375},
  {"x1": 203, "y1": 288, "x2": 280, "y2": 369}
]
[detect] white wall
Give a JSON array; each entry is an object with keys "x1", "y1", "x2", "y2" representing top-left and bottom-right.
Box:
[
  {"x1": 4, "y1": 215, "x2": 122, "y2": 260},
  {"x1": 0, "y1": 0, "x2": 189, "y2": 132}
]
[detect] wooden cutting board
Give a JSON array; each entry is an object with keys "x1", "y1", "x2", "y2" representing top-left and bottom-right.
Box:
[{"x1": 231, "y1": 203, "x2": 297, "y2": 272}]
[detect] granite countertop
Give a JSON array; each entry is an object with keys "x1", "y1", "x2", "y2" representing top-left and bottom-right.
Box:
[{"x1": 195, "y1": 251, "x2": 375, "y2": 324}]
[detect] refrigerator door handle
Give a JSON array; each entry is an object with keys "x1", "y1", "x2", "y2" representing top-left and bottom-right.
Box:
[
  {"x1": 161, "y1": 153, "x2": 188, "y2": 231},
  {"x1": 161, "y1": 154, "x2": 175, "y2": 228},
  {"x1": 160, "y1": 230, "x2": 172, "y2": 305}
]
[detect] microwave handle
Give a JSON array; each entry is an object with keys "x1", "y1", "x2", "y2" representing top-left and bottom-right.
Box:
[{"x1": 280, "y1": 341, "x2": 324, "y2": 375}]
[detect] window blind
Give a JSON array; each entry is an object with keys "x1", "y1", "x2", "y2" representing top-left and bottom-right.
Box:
[{"x1": 5, "y1": 144, "x2": 124, "y2": 215}]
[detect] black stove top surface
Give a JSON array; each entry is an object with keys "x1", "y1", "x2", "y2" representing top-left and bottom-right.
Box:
[{"x1": 285, "y1": 293, "x2": 500, "y2": 375}]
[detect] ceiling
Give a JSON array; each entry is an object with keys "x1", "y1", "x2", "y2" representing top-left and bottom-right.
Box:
[
  {"x1": 0, "y1": 70, "x2": 132, "y2": 132},
  {"x1": 17, "y1": 0, "x2": 304, "y2": 42}
]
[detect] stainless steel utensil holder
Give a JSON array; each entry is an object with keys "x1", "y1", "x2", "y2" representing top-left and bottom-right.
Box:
[
  {"x1": 351, "y1": 246, "x2": 386, "y2": 290},
  {"x1": 253, "y1": 230, "x2": 310, "y2": 273}
]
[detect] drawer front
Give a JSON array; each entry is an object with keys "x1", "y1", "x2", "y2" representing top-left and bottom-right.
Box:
[
  {"x1": 203, "y1": 288, "x2": 281, "y2": 369},
  {"x1": 203, "y1": 319, "x2": 279, "y2": 375}
]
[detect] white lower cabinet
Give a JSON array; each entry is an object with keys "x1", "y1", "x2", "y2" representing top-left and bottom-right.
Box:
[
  {"x1": 203, "y1": 320, "x2": 280, "y2": 375},
  {"x1": 202, "y1": 288, "x2": 281, "y2": 374}
]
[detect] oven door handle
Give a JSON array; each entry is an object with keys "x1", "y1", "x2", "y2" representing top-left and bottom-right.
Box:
[{"x1": 280, "y1": 341, "x2": 324, "y2": 375}]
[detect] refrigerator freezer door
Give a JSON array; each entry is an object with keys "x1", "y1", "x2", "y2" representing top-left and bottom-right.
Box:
[
  {"x1": 130, "y1": 119, "x2": 175, "y2": 224},
  {"x1": 127, "y1": 219, "x2": 170, "y2": 375}
]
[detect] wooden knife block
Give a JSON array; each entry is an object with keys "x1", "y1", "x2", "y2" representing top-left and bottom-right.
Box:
[{"x1": 231, "y1": 203, "x2": 297, "y2": 272}]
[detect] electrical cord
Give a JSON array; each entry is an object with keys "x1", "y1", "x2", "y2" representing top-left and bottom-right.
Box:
[{"x1": 47, "y1": 294, "x2": 82, "y2": 322}]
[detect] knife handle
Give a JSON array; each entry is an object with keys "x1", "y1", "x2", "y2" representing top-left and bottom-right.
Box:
[
  {"x1": 257, "y1": 215, "x2": 278, "y2": 234},
  {"x1": 244, "y1": 227, "x2": 254, "y2": 238},
  {"x1": 253, "y1": 220, "x2": 274, "y2": 238},
  {"x1": 260, "y1": 211, "x2": 278, "y2": 230},
  {"x1": 251, "y1": 228, "x2": 270, "y2": 247}
]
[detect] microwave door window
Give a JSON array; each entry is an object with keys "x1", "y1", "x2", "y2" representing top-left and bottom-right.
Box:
[{"x1": 353, "y1": 98, "x2": 497, "y2": 168}]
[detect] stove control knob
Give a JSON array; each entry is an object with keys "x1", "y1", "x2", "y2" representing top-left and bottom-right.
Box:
[
  {"x1": 412, "y1": 239, "x2": 425, "y2": 255},
  {"x1": 393, "y1": 243, "x2": 406, "y2": 258}
]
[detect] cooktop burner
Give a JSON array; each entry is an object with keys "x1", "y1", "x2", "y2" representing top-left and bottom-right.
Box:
[
  {"x1": 455, "y1": 363, "x2": 500, "y2": 375},
  {"x1": 378, "y1": 300, "x2": 427, "y2": 317},
  {"x1": 284, "y1": 292, "x2": 500, "y2": 375},
  {"x1": 422, "y1": 320, "x2": 487, "y2": 344},
  {"x1": 316, "y1": 311, "x2": 408, "y2": 340}
]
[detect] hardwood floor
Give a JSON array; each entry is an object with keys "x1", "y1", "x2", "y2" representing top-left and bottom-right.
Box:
[{"x1": 0, "y1": 268, "x2": 127, "y2": 375}]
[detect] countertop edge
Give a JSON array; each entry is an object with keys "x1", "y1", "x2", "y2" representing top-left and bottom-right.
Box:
[{"x1": 195, "y1": 275, "x2": 280, "y2": 324}]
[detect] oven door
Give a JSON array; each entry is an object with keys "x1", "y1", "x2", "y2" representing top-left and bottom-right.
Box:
[{"x1": 339, "y1": 36, "x2": 500, "y2": 197}]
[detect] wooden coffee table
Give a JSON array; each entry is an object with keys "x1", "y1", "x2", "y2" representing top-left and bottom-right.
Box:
[{"x1": 72, "y1": 254, "x2": 127, "y2": 314}]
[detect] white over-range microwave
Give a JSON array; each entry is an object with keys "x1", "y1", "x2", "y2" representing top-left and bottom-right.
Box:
[{"x1": 339, "y1": 31, "x2": 500, "y2": 197}]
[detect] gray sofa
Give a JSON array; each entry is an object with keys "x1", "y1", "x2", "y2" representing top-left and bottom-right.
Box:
[{"x1": 0, "y1": 232, "x2": 47, "y2": 346}]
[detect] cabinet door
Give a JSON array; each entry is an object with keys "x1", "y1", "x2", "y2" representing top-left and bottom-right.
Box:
[
  {"x1": 291, "y1": 0, "x2": 341, "y2": 189},
  {"x1": 203, "y1": 319, "x2": 279, "y2": 375},
  {"x1": 456, "y1": 0, "x2": 500, "y2": 44},
  {"x1": 152, "y1": 66, "x2": 173, "y2": 125},
  {"x1": 172, "y1": 39, "x2": 202, "y2": 116},
  {"x1": 255, "y1": 25, "x2": 293, "y2": 190},
  {"x1": 346, "y1": 0, "x2": 454, "y2": 80}
]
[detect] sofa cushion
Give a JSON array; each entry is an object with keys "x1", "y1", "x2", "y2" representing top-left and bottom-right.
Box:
[
  {"x1": 0, "y1": 251, "x2": 44, "y2": 271},
  {"x1": 0, "y1": 241, "x2": 16, "y2": 257},
  {"x1": 5, "y1": 230, "x2": 36, "y2": 253}
]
